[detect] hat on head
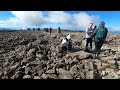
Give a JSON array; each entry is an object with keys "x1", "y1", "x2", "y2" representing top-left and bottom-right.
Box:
[
  {"x1": 99, "y1": 21, "x2": 105, "y2": 27},
  {"x1": 100, "y1": 21, "x2": 105, "y2": 25}
]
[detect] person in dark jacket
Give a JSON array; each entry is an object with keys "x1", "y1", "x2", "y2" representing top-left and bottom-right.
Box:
[
  {"x1": 50, "y1": 27, "x2": 52, "y2": 35},
  {"x1": 92, "y1": 21, "x2": 108, "y2": 59}
]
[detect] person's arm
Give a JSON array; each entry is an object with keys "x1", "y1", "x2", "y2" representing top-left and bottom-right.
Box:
[
  {"x1": 91, "y1": 27, "x2": 98, "y2": 38},
  {"x1": 104, "y1": 28, "x2": 108, "y2": 40}
]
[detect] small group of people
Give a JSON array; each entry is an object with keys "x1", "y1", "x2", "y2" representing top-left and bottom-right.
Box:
[
  {"x1": 44, "y1": 27, "x2": 52, "y2": 35},
  {"x1": 60, "y1": 21, "x2": 108, "y2": 59},
  {"x1": 85, "y1": 21, "x2": 108, "y2": 59}
]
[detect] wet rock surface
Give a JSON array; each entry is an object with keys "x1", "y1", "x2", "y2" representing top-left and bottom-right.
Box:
[{"x1": 0, "y1": 30, "x2": 120, "y2": 79}]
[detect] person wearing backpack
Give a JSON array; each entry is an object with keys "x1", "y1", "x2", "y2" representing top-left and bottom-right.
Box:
[
  {"x1": 85, "y1": 23, "x2": 94, "y2": 52},
  {"x1": 92, "y1": 21, "x2": 108, "y2": 59}
]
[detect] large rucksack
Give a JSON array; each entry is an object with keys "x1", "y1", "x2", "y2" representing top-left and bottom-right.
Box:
[{"x1": 95, "y1": 27, "x2": 106, "y2": 41}]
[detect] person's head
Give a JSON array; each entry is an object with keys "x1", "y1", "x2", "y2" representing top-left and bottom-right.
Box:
[
  {"x1": 99, "y1": 21, "x2": 105, "y2": 27},
  {"x1": 89, "y1": 23, "x2": 93, "y2": 28}
]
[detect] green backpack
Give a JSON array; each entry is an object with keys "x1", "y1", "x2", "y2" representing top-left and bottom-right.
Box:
[{"x1": 95, "y1": 27, "x2": 106, "y2": 41}]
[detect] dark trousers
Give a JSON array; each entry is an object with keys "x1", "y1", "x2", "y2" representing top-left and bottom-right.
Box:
[
  {"x1": 86, "y1": 38, "x2": 92, "y2": 49},
  {"x1": 94, "y1": 41, "x2": 103, "y2": 56},
  {"x1": 62, "y1": 44, "x2": 67, "y2": 52}
]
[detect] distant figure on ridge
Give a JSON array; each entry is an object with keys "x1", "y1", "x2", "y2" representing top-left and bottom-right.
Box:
[
  {"x1": 57, "y1": 27, "x2": 61, "y2": 33},
  {"x1": 50, "y1": 27, "x2": 52, "y2": 35}
]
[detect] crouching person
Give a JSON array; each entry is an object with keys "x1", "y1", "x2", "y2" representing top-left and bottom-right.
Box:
[
  {"x1": 66, "y1": 34, "x2": 72, "y2": 51},
  {"x1": 61, "y1": 37, "x2": 69, "y2": 53}
]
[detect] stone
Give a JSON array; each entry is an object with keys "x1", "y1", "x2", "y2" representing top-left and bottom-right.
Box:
[
  {"x1": 2, "y1": 76, "x2": 8, "y2": 79},
  {"x1": 38, "y1": 70, "x2": 43, "y2": 77},
  {"x1": 40, "y1": 44, "x2": 46, "y2": 50},
  {"x1": 67, "y1": 51, "x2": 92, "y2": 60},
  {"x1": 84, "y1": 62, "x2": 89, "y2": 70},
  {"x1": 34, "y1": 64, "x2": 42, "y2": 72},
  {"x1": 34, "y1": 76, "x2": 40, "y2": 79},
  {"x1": 48, "y1": 60, "x2": 54, "y2": 64},
  {"x1": 70, "y1": 65, "x2": 78, "y2": 75},
  {"x1": 45, "y1": 69, "x2": 55, "y2": 74},
  {"x1": 48, "y1": 74, "x2": 59, "y2": 79},
  {"x1": 51, "y1": 46, "x2": 56, "y2": 51},
  {"x1": 41, "y1": 73, "x2": 48, "y2": 79},
  {"x1": 36, "y1": 54, "x2": 48, "y2": 60},
  {"x1": 11, "y1": 71, "x2": 24, "y2": 79},
  {"x1": 116, "y1": 70, "x2": 120, "y2": 75},
  {"x1": 95, "y1": 60, "x2": 102, "y2": 70},
  {"x1": 30, "y1": 60, "x2": 41, "y2": 65},
  {"x1": 101, "y1": 63, "x2": 109, "y2": 70},
  {"x1": 117, "y1": 61, "x2": 120, "y2": 65},
  {"x1": 107, "y1": 60, "x2": 116, "y2": 65},
  {"x1": 56, "y1": 46, "x2": 62, "y2": 53},
  {"x1": 89, "y1": 62, "x2": 94, "y2": 70},
  {"x1": 118, "y1": 66, "x2": 120, "y2": 70},
  {"x1": 10, "y1": 62, "x2": 20, "y2": 71},
  {"x1": 0, "y1": 70, "x2": 4, "y2": 77},
  {"x1": 79, "y1": 52, "x2": 93, "y2": 59},
  {"x1": 3, "y1": 62, "x2": 10, "y2": 67},
  {"x1": 86, "y1": 70, "x2": 94, "y2": 79},
  {"x1": 27, "y1": 42, "x2": 33, "y2": 50},
  {"x1": 36, "y1": 54, "x2": 43, "y2": 60},
  {"x1": 104, "y1": 75, "x2": 114, "y2": 79},
  {"x1": 112, "y1": 73, "x2": 120, "y2": 79},
  {"x1": 77, "y1": 64, "x2": 84, "y2": 69},
  {"x1": 25, "y1": 66, "x2": 31, "y2": 75},
  {"x1": 102, "y1": 71, "x2": 108, "y2": 76},
  {"x1": 58, "y1": 69, "x2": 73, "y2": 79},
  {"x1": 64, "y1": 55, "x2": 72, "y2": 60},
  {"x1": 73, "y1": 57, "x2": 79, "y2": 64},
  {"x1": 47, "y1": 65, "x2": 52, "y2": 70},
  {"x1": 28, "y1": 48, "x2": 38, "y2": 55},
  {"x1": 105, "y1": 68, "x2": 114, "y2": 74},
  {"x1": 23, "y1": 75, "x2": 31, "y2": 79},
  {"x1": 21, "y1": 58, "x2": 28, "y2": 65}
]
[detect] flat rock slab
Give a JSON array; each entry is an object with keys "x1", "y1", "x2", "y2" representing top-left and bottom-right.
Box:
[{"x1": 65, "y1": 51, "x2": 93, "y2": 60}]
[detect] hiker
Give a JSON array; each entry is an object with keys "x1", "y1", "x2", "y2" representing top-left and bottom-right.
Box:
[
  {"x1": 58, "y1": 27, "x2": 61, "y2": 33},
  {"x1": 33, "y1": 28, "x2": 35, "y2": 31},
  {"x1": 66, "y1": 34, "x2": 72, "y2": 51},
  {"x1": 61, "y1": 37, "x2": 69, "y2": 52},
  {"x1": 84, "y1": 23, "x2": 94, "y2": 52},
  {"x1": 38, "y1": 28, "x2": 40, "y2": 31},
  {"x1": 50, "y1": 27, "x2": 52, "y2": 35},
  {"x1": 44, "y1": 28, "x2": 48, "y2": 34},
  {"x1": 46, "y1": 28, "x2": 49, "y2": 33},
  {"x1": 92, "y1": 21, "x2": 108, "y2": 59}
]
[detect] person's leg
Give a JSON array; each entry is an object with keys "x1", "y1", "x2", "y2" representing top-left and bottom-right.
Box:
[
  {"x1": 90, "y1": 38, "x2": 92, "y2": 50},
  {"x1": 68, "y1": 41, "x2": 72, "y2": 51},
  {"x1": 86, "y1": 38, "x2": 90, "y2": 47},
  {"x1": 94, "y1": 42, "x2": 99, "y2": 58},
  {"x1": 96, "y1": 42, "x2": 104, "y2": 57},
  {"x1": 62, "y1": 44, "x2": 67, "y2": 52}
]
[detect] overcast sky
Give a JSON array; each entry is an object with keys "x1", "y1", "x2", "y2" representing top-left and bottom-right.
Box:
[{"x1": 0, "y1": 11, "x2": 120, "y2": 31}]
